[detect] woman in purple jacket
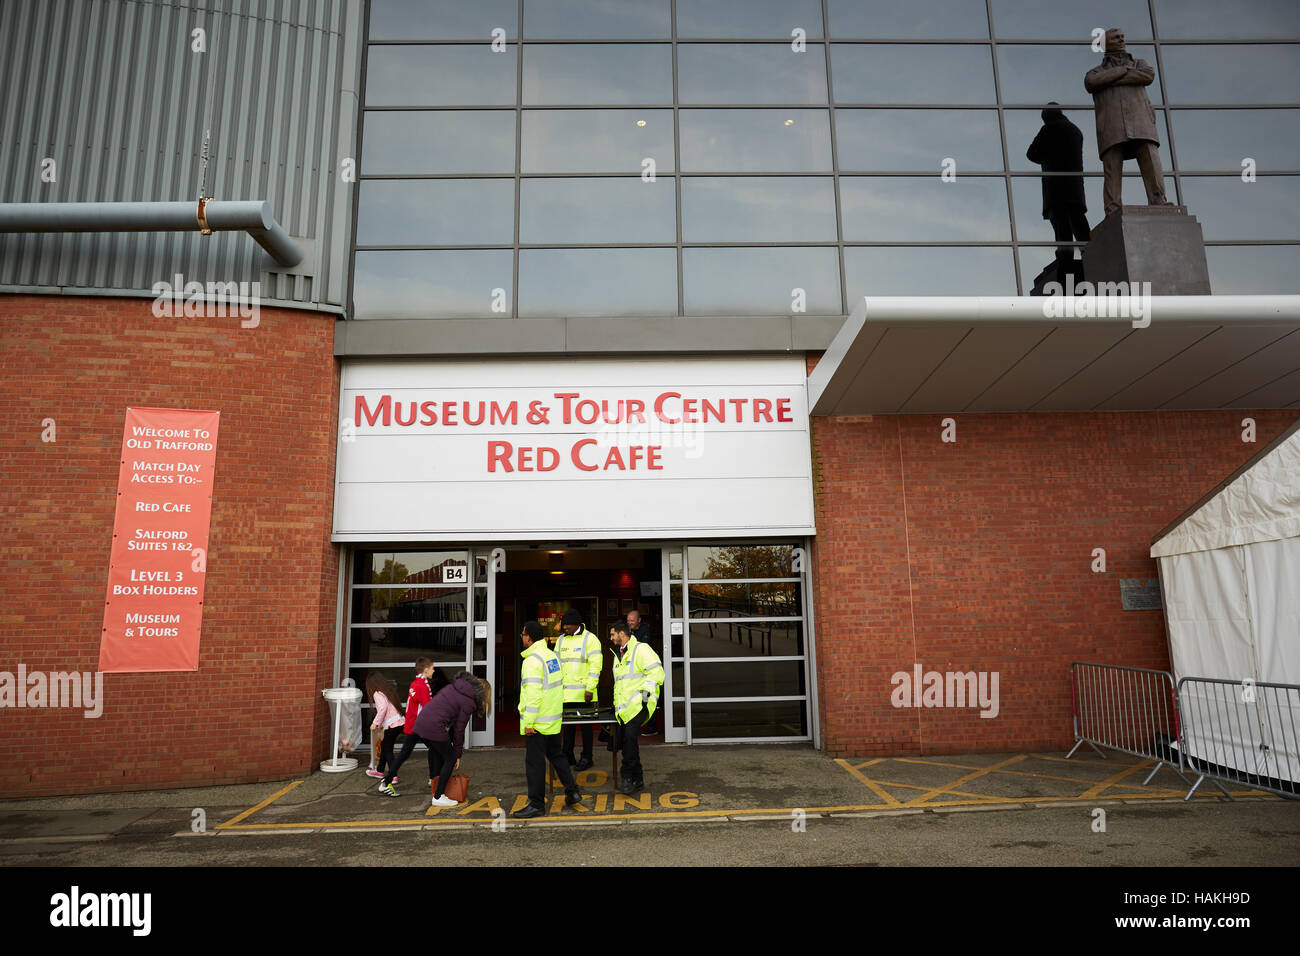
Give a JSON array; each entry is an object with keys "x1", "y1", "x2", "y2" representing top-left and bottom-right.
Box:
[{"x1": 413, "y1": 671, "x2": 491, "y2": 807}]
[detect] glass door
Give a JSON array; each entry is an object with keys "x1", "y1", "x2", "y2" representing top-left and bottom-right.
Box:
[{"x1": 468, "y1": 550, "x2": 495, "y2": 748}]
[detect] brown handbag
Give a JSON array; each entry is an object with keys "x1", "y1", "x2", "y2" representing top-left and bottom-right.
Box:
[{"x1": 434, "y1": 772, "x2": 469, "y2": 804}]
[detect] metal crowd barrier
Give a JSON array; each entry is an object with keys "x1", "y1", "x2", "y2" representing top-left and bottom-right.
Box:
[
  {"x1": 1067, "y1": 662, "x2": 1189, "y2": 787},
  {"x1": 1175, "y1": 677, "x2": 1300, "y2": 801}
]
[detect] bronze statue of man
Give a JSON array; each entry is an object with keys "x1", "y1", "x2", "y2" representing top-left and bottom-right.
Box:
[{"x1": 1084, "y1": 27, "x2": 1171, "y2": 217}]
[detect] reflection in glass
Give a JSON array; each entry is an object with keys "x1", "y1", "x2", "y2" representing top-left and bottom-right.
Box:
[
  {"x1": 366, "y1": 46, "x2": 516, "y2": 106},
  {"x1": 354, "y1": 551, "x2": 472, "y2": 585},
  {"x1": 689, "y1": 621, "x2": 804, "y2": 658},
  {"x1": 523, "y1": 44, "x2": 672, "y2": 104},
  {"x1": 1153, "y1": 0, "x2": 1300, "y2": 39},
  {"x1": 1179, "y1": 177, "x2": 1300, "y2": 241},
  {"x1": 996, "y1": 44, "x2": 1160, "y2": 105},
  {"x1": 1004, "y1": 109, "x2": 1172, "y2": 173},
  {"x1": 687, "y1": 582, "x2": 802, "y2": 619},
  {"x1": 846, "y1": 247, "x2": 1016, "y2": 296},
  {"x1": 669, "y1": 551, "x2": 683, "y2": 579},
  {"x1": 835, "y1": 109, "x2": 1004, "y2": 171},
  {"x1": 681, "y1": 177, "x2": 836, "y2": 241},
  {"x1": 1161, "y1": 45, "x2": 1300, "y2": 104},
  {"x1": 362, "y1": 111, "x2": 515, "y2": 174},
  {"x1": 522, "y1": 109, "x2": 674, "y2": 172},
  {"x1": 690, "y1": 700, "x2": 808, "y2": 738},
  {"x1": 1010, "y1": 175, "x2": 1176, "y2": 241},
  {"x1": 677, "y1": 44, "x2": 827, "y2": 104},
  {"x1": 827, "y1": 0, "x2": 988, "y2": 39},
  {"x1": 831, "y1": 45, "x2": 996, "y2": 104},
  {"x1": 670, "y1": 584, "x2": 683, "y2": 619},
  {"x1": 524, "y1": 0, "x2": 672, "y2": 38},
  {"x1": 520, "y1": 178, "x2": 676, "y2": 243},
  {"x1": 687, "y1": 544, "x2": 798, "y2": 578},
  {"x1": 369, "y1": 0, "x2": 518, "y2": 40},
  {"x1": 840, "y1": 177, "x2": 1010, "y2": 240},
  {"x1": 690, "y1": 661, "x2": 806, "y2": 697},
  {"x1": 346, "y1": 627, "x2": 468, "y2": 664},
  {"x1": 679, "y1": 109, "x2": 832, "y2": 171},
  {"x1": 353, "y1": 250, "x2": 513, "y2": 318},
  {"x1": 675, "y1": 0, "x2": 824, "y2": 38},
  {"x1": 988, "y1": 0, "x2": 1151, "y2": 40},
  {"x1": 1204, "y1": 246, "x2": 1300, "y2": 293},
  {"x1": 1169, "y1": 110, "x2": 1300, "y2": 171},
  {"x1": 352, "y1": 588, "x2": 468, "y2": 625},
  {"x1": 357, "y1": 180, "x2": 514, "y2": 245},
  {"x1": 517, "y1": 249, "x2": 677, "y2": 316},
  {"x1": 683, "y1": 247, "x2": 840, "y2": 315}
]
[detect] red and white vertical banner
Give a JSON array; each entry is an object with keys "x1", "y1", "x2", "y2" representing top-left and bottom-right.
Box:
[{"x1": 99, "y1": 408, "x2": 220, "y2": 673}]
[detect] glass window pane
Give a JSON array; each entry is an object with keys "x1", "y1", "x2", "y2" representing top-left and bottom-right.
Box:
[
  {"x1": 840, "y1": 176, "x2": 1010, "y2": 240},
  {"x1": 1153, "y1": 0, "x2": 1300, "y2": 40},
  {"x1": 521, "y1": 178, "x2": 676, "y2": 243},
  {"x1": 353, "y1": 250, "x2": 513, "y2": 318},
  {"x1": 687, "y1": 544, "x2": 798, "y2": 578},
  {"x1": 675, "y1": 0, "x2": 824, "y2": 39},
  {"x1": 689, "y1": 621, "x2": 805, "y2": 658},
  {"x1": 357, "y1": 180, "x2": 514, "y2": 245},
  {"x1": 681, "y1": 176, "x2": 836, "y2": 241},
  {"x1": 369, "y1": 0, "x2": 518, "y2": 40},
  {"x1": 683, "y1": 247, "x2": 841, "y2": 315},
  {"x1": 679, "y1": 109, "x2": 832, "y2": 171},
  {"x1": 518, "y1": 249, "x2": 677, "y2": 316},
  {"x1": 354, "y1": 551, "x2": 473, "y2": 585},
  {"x1": 1010, "y1": 174, "x2": 1174, "y2": 241},
  {"x1": 827, "y1": 0, "x2": 989, "y2": 39},
  {"x1": 1169, "y1": 110, "x2": 1300, "y2": 171},
  {"x1": 831, "y1": 44, "x2": 995, "y2": 104},
  {"x1": 996, "y1": 44, "x2": 1160, "y2": 106},
  {"x1": 1161, "y1": 45, "x2": 1300, "y2": 105},
  {"x1": 688, "y1": 582, "x2": 803, "y2": 618},
  {"x1": 989, "y1": 0, "x2": 1152, "y2": 40},
  {"x1": 523, "y1": 44, "x2": 672, "y2": 104},
  {"x1": 1204, "y1": 246, "x2": 1300, "y2": 293},
  {"x1": 846, "y1": 247, "x2": 1016, "y2": 295},
  {"x1": 1181, "y1": 177, "x2": 1300, "y2": 241},
  {"x1": 1006, "y1": 108, "x2": 1171, "y2": 173},
  {"x1": 691, "y1": 661, "x2": 806, "y2": 697},
  {"x1": 352, "y1": 588, "x2": 468, "y2": 625},
  {"x1": 524, "y1": 0, "x2": 672, "y2": 38},
  {"x1": 522, "y1": 109, "x2": 675, "y2": 173},
  {"x1": 362, "y1": 111, "x2": 516, "y2": 174},
  {"x1": 836, "y1": 109, "x2": 1004, "y2": 171},
  {"x1": 348, "y1": 627, "x2": 468, "y2": 664},
  {"x1": 677, "y1": 44, "x2": 827, "y2": 104},
  {"x1": 366, "y1": 45, "x2": 516, "y2": 106},
  {"x1": 690, "y1": 700, "x2": 808, "y2": 738}
]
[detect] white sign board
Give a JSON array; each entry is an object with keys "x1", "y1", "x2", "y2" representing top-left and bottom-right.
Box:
[{"x1": 333, "y1": 356, "x2": 815, "y2": 541}]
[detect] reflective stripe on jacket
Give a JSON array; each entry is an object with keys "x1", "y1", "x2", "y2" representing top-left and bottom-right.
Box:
[
  {"x1": 557, "y1": 626, "x2": 602, "y2": 702},
  {"x1": 518, "y1": 641, "x2": 565, "y2": 735},
  {"x1": 612, "y1": 636, "x2": 664, "y2": 725}
]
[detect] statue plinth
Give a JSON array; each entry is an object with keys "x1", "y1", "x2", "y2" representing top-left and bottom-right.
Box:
[{"x1": 1082, "y1": 205, "x2": 1212, "y2": 295}]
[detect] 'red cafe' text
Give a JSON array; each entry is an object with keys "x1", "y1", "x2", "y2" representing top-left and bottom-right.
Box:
[{"x1": 353, "y1": 390, "x2": 797, "y2": 473}]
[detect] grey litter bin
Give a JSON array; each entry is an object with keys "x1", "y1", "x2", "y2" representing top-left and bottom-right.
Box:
[{"x1": 320, "y1": 684, "x2": 363, "y2": 773}]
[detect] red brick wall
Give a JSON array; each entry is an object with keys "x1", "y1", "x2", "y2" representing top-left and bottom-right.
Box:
[
  {"x1": 810, "y1": 403, "x2": 1300, "y2": 758},
  {"x1": 0, "y1": 295, "x2": 340, "y2": 796}
]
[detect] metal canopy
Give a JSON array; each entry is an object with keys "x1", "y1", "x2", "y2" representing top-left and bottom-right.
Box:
[{"x1": 808, "y1": 296, "x2": 1300, "y2": 415}]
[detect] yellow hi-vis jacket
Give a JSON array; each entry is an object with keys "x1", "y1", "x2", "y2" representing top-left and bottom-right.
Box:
[
  {"x1": 557, "y1": 625, "x2": 602, "y2": 703},
  {"x1": 519, "y1": 641, "x2": 564, "y2": 735},
  {"x1": 612, "y1": 636, "x2": 664, "y2": 725}
]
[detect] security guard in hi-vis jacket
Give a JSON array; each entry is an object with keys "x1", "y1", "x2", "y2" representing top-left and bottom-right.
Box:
[
  {"x1": 556, "y1": 607, "x2": 602, "y2": 770},
  {"x1": 610, "y1": 620, "x2": 664, "y2": 795},
  {"x1": 514, "y1": 620, "x2": 584, "y2": 818}
]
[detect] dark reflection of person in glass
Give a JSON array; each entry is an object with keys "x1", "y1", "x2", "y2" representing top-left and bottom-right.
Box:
[{"x1": 1027, "y1": 102, "x2": 1090, "y2": 290}]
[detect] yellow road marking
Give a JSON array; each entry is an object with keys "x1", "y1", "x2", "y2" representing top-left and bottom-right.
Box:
[
  {"x1": 217, "y1": 780, "x2": 302, "y2": 829},
  {"x1": 836, "y1": 758, "x2": 903, "y2": 807},
  {"x1": 892, "y1": 757, "x2": 1106, "y2": 788},
  {"x1": 857, "y1": 777, "x2": 1009, "y2": 803},
  {"x1": 906, "y1": 754, "x2": 1027, "y2": 806},
  {"x1": 1081, "y1": 760, "x2": 1154, "y2": 798}
]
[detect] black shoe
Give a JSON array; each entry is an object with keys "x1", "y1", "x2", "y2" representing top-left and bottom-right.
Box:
[
  {"x1": 621, "y1": 778, "x2": 644, "y2": 795},
  {"x1": 573, "y1": 756, "x2": 594, "y2": 772},
  {"x1": 512, "y1": 804, "x2": 545, "y2": 819},
  {"x1": 565, "y1": 790, "x2": 585, "y2": 807}
]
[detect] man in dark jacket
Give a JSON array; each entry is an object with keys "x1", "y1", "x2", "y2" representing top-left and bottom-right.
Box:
[{"x1": 1027, "y1": 103, "x2": 1090, "y2": 281}]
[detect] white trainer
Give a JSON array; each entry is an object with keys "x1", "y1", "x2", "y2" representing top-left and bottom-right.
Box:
[{"x1": 431, "y1": 794, "x2": 458, "y2": 808}]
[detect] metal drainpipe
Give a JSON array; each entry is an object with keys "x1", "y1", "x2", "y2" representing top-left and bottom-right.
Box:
[{"x1": 0, "y1": 200, "x2": 303, "y2": 268}]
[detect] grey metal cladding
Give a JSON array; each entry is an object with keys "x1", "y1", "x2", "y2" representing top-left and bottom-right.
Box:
[{"x1": 0, "y1": 0, "x2": 363, "y2": 312}]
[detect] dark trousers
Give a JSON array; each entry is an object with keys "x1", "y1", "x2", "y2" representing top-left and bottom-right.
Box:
[
  {"x1": 525, "y1": 732, "x2": 577, "y2": 809},
  {"x1": 616, "y1": 706, "x2": 649, "y2": 782},
  {"x1": 429, "y1": 740, "x2": 456, "y2": 798},
  {"x1": 376, "y1": 726, "x2": 402, "y2": 774},
  {"x1": 563, "y1": 722, "x2": 593, "y2": 763},
  {"x1": 1048, "y1": 206, "x2": 1090, "y2": 263},
  {"x1": 384, "y1": 733, "x2": 435, "y2": 786}
]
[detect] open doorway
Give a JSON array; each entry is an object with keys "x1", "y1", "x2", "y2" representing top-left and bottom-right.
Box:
[{"x1": 493, "y1": 547, "x2": 664, "y2": 745}]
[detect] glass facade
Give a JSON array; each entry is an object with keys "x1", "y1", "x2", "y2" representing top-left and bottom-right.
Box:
[{"x1": 355, "y1": 1, "x2": 1300, "y2": 313}]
